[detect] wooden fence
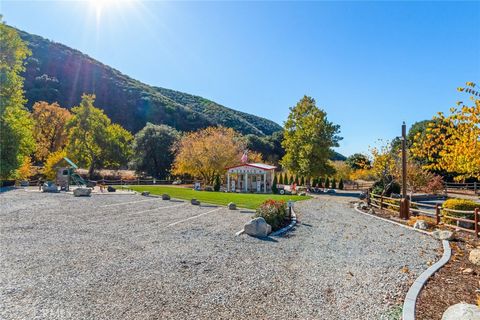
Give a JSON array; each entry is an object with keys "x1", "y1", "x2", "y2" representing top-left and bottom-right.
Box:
[
  {"x1": 368, "y1": 192, "x2": 480, "y2": 237},
  {"x1": 444, "y1": 182, "x2": 479, "y2": 195}
]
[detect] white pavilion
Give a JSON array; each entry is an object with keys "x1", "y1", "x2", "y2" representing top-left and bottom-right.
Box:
[{"x1": 226, "y1": 163, "x2": 277, "y2": 193}]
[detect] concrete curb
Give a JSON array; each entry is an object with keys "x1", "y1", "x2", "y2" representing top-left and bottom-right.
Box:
[
  {"x1": 402, "y1": 240, "x2": 452, "y2": 320},
  {"x1": 352, "y1": 204, "x2": 452, "y2": 320}
]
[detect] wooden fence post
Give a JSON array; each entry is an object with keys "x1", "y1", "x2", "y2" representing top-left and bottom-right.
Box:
[
  {"x1": 435, "y1": 204, "x2": 440, "y2": 225},
  {"x1": 367, "y1": 190, "x2": 371, "y2": 206},
  {"x1": 475, "y1": 208, "x2": 479, "y2": 238},
  {"x1": 380, "y1": 195, "x2": 383, "y2": 211}
]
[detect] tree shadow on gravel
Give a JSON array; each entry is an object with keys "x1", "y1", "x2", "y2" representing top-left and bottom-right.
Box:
[
  {"x1": 240, "y1": 210, "x2": 255, "y2": 214},
  {"x1": 0, "y1": 187, "x2": 18, "y2": 193},
  {"x1": 321, "y1": 192, "x2": 362, "y2": 198}
]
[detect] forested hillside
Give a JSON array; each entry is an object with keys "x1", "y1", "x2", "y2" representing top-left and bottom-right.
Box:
[{"x1": 17, "y1": 27, "x2": 282, "y2": 135}]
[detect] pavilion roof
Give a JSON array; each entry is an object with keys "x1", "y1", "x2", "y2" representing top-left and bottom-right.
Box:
[{"x1": 226, "y1": 163, "x2": 277, "y2": 170}]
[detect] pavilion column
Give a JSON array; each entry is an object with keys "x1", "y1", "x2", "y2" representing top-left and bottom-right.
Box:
[
  {"x1": 245, "y1": 173, "x2": 248, "y2": 192},
  {"x1": 227, "y1": 173, "x2": 230, "y2": 192},
  {"x1": 264, "y1": 172, "x2": 267, "y2": 193}
]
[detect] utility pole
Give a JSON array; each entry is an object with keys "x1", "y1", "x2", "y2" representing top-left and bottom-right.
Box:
[{"x1": 400, "y1": 122, "x2": 409, "y2": 219}]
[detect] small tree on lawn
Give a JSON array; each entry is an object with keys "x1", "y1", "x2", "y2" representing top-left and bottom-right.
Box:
[
  {"x1": 213, "y1": 174, "x2": 221, "y2": 191},
  {"x1": 272, "y1": 175, "x2": 278, "y2": 194},
  {"x1": 339, "y1": 178, "x2": 344, "y2": 190},
  {"x1": 312, "y1": 177, "x2": 317, "y2": 187},
  {"x1": 300, "y1": 176, "x2": 305, "y2": 186},
  {"x1": 331, "y1": 178, "x2": 337, "y2": 189},
  {"x1": 283, "y1": 173, "x2": 287, "y2": 185},
  {"x1": 289, "y1": 174, "x2": 294, "y2": 185},
  {"x1": 325, "y1": 177, "x2": 330, "y2": 188},
  {"x1": 294, "y1": 176, "x2": 299, "y2": 185}
]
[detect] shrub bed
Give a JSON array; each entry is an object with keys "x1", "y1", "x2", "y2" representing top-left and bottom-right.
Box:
[{"x1": 254, "y1": 199, "x2": 288, "y2": 230}]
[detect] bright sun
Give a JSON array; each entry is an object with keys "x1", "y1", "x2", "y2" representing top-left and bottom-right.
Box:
[{"x1": 87, "y1": 0, "x2": 135, "y2": 24}]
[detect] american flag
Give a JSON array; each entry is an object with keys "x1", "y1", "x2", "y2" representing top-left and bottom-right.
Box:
[{"x1": 241, "y1": 150, "x2": 248, "y2": 163}]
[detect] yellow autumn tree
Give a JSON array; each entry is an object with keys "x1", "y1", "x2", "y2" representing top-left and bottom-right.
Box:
[
  {"x1": 43, "y1": 149, "x2": 67, "y2": 180},
  {"x1": 411, "y1": 82, "x2": 480, "y2": 180},
  {"x1": 172, "y1": 127, "x2": 261, "y2": 184},
  {"x1": 32, "y1": 101, "x2": 72, "y2": 163},
  {"x1": 15, "y1": 156, "x2": 33, "y2": 180}
]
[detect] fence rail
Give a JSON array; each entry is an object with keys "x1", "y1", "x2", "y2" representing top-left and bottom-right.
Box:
[
  {"x1": 368, "y1": 192, "x2": 480, "y2": 237},
  {"x1": 445, "y1": 182, "x2": 479, "y2": 195}
]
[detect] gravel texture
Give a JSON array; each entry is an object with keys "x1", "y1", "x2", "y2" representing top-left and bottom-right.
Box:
[{"x1": 0, "y1": 189, "x2": 440, "y2": 319}]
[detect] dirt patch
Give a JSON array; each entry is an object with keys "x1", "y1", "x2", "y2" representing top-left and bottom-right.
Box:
[{"x1": 416, "y1": 240, "x2": 480, "y2": 319}]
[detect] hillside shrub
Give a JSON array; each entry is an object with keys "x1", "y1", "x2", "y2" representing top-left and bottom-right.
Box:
[
  {"x1": 254, "y1": 199, "x2": 287, "y2": 230},
  {"x1": 371, "y1": 180, "x2": 400, "y2": 196},
  {"x1": 278, "y1": 174, "x2": 284, "y2": 185},
  {"x1": 442, "y1": 198, "x2": 479, "y2": 227},
  {"x1": 325, "y1": 177, "x2": 330, "y2": 189},
  {"x1": 339, "y1": 178, "x2": 344, "y2": 190}
]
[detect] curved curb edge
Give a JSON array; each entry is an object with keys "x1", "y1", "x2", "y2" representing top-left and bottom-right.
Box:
[
  {"x1": 270, "y1": 207, "x2": 297, "y2": 237},
  {"x1": 402, "y1": 240, "x2": 452, "y2": 320}
]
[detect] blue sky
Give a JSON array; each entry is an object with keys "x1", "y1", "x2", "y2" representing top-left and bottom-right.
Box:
[{"x1": 2, "y1": 1, "x2": 479, "y2": 156}]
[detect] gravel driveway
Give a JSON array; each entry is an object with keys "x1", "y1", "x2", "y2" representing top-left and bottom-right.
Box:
[{"x1": 0, "y1": 189, "x2": 440, "y2": 319}]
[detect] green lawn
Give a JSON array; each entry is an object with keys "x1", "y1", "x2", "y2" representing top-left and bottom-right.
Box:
[{"x1": 123, "y1": 185, "x2": 311, "y2": 210}]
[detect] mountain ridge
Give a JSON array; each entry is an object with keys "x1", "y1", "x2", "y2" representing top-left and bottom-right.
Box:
[{"x1": 15, "y1": 26, "x2": 282, "y2": 136}]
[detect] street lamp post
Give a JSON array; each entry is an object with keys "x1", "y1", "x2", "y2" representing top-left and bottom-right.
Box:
[{"x1": 400, "y1": 122, "x2": 410, "y2": 219}]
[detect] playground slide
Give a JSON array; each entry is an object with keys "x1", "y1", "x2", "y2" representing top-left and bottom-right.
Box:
[{"x1": 70, "y1": 173, "x2": 87, "y2": 187}]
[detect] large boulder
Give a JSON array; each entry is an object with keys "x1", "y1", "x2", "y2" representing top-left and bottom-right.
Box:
[
  {"x1": 469, "y1": 249, "x2": 480, "y2": 266},
  {"x1": 73, "y1": 187, "x2": 91, "y2": 197},
  {"x1": 414, "y1": 219, "x2": 428, "y2": 230},
  {"x1": 244, "y1": 217, "x2": 272, "y2": 237},
  {"x1": 228, "y1": 202, "x2": 236, "y2": 210},
  {"x1": 141, "y1": 191, "x2": 150, "y2": 196},
  {"x1": 432, "y1": 230, "x2": 455, "y2": 241},
  {"x1": 161, "y1": 194, "x2": 171, "y2": 200},
  {"x1": 442, "y1": 303, "x2": 480, "y2": 320},
  {"x1": 191, "y1": 199, "x2": 200, "y2": 205},
  {"x1": 42, "y1": 182, "x2": 58, "y2": 193}
]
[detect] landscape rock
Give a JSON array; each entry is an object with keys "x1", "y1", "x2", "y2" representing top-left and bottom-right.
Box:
[
  {"x1": 358, "y1": 203, "x2": 368, "y2": 211},
  {"x1": 432, "y1": 230, "x2": 455, "y2": 241},
  {"x1": 243, "y1": 217, "x2": 272, "y2": 237},
  {"x1": 107, "y1": 186, "x2": 116, "y2": 192},
  {"x1": 20, "y1": 180, "x2": 29, "y2": 187},
  {"x1": 73, "y1": 187, "x2": 91, "y2": 197},
  {"x1": 469, "y1": 249, "x2": 480, "y2": 266},
  {"x1": 462, "y1": 268, "x2": 473, "y2": 275},
  {"x1": 414, "y1": 219, "x2": 428, "y2": 230},
  {"x1": 368, "y1": 209, "x2": 375, "y2": 214},
  {"x1": 42, "y1": 182, "x2": 58, "y2": 193},
  {"x1": 161, "y1": 194, "x2": 170, "y2": 200},
  {"x1": 441, "y1": 303, "x2": 480, "y2": 320},
  {"x1": 191, "y1": 199, "x2": 200, "y2": 205},
  {"x1": 141, "y1": 191, "x2": 150, "y2": 196},
  {"x1": 228, "y1": 202, "x2": 236, "y2": 210}
]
